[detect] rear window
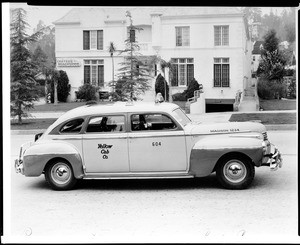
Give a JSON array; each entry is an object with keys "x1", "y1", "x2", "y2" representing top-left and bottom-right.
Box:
[{"x1": 59, "y1": 118, "x2": 84, "y2": 133}]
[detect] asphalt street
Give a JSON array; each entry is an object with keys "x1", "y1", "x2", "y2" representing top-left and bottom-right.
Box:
[{"x1": 5, "y1": 130, "x2": 298, "y2": 243}]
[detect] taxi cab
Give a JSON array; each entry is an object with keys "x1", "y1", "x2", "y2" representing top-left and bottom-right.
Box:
[{"x1": 15, "y1": 102, "x2": 282, "y2": 190}]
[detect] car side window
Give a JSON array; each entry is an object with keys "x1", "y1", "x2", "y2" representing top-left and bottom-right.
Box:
[
  {"x1": 60, "y1": 118, "x2": 84, "y2": 133},
  {"x1": 131, "y1": 114, "x2": 177, "y2": 131},
  {"x1": 86, "y1": 115, "x2": 125, "y2": 133}
]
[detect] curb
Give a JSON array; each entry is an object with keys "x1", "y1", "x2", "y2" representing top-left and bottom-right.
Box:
[{"x1": 10, "y1": 124, "x2": 296, "y2": 135}]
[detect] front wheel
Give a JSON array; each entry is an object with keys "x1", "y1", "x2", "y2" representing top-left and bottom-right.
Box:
[
  {"x1": 45, "y1": 159, "x2": 77, "y2": 190},
  {"x1": 216, "y1": 155, "x2": 255, "y2": 189}
]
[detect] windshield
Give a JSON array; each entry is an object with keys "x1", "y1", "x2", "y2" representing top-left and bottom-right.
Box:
[{"x1": 172, "y1": 108, "x2": 191, "y2": 126}]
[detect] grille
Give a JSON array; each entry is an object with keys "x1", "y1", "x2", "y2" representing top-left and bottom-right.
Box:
[{"x1": 262, "y1": 132, "x2": 268, "y2": 141}]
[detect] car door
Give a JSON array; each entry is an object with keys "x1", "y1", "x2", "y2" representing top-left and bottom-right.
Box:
[
  {"x1": 128, "y1": 113, "x2": 187, "y2": 172},
  {"x1": 82, "y1": 114, "x2": 129, "y2": 173}
]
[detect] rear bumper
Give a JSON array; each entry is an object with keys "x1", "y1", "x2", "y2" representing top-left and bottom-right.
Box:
[{"x1": 262, "y1": 144, "x2": 283, "y2": 171}]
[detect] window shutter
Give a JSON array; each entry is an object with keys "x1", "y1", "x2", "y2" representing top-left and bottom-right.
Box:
[
  {"x1": 83, "y1": 31, "x2": 90, "y2": 50},
  {"x1": 222, "y1": 26, "x2": 229, "y2": 46},
  {"x1": 130, "y1": 29, "x2": 135, "y2": 42},
  {"x1": 222, "y1": 64, "x2": 230, "y2": 87},
  {"x1": 176, "y1": 27, "x2": 182, "y2": 46},
  {"x1": 171, "y1": 64, "x2": 178, "y2": 86},
  {"x1": 187, "y1": 64, "x2": 194, "y2": 86},
  {"x1": 214, "y1": 64, "x2": 221, "y2": 87},
  {"x1": 214, "y1": 26, "x2": 221, "y2": 46},
  {"x1": 97, "y1": 30, "x2": 103, "y2": 50},
  {"x1": 98, "y1": 65, "x2": 104, "y2": 87},
  {"x1": 84, "y1": 66, "x2": 90, "y2": 83}
]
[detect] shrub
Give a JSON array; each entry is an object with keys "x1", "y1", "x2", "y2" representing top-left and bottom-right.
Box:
[
  {"x1": 185, "y1": 78, "x2": 200, "y2": 99},
  {"x1": 76, "y1": 83, "x2": 98, "y2": 101},
  {"x1": 288, "y1": 75, "x2": 296, "y2": 99},
  {"x1": 48, "y1": 70, "x2": 71, "y2": 103},
  {"x1": 257, "y1": 79, "x2": 287, "y2": 99},
  {"x1": 172, "y1": 92, "x2": 187, "y2": 101},
  {"x1": 36, "y1": 85, "x2": 46, "y2": 97},
  {"x1": 155, "y1": 74, "x2": 169, "y2": 101}
]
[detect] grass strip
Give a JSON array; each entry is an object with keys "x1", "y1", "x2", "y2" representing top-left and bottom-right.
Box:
[{"x1": 229, "y1": 113, "x2": 296, "y2": 125}]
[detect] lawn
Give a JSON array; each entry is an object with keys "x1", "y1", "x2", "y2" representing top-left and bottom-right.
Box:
[
  {"x1": 259, "y1": 99, "x2": 297, "y2": 110},
  {"x1": 229, "y1": 113, "x2": 296, "y2": 125},
  {"x1": 11, "y1": 118, "x2": 57, "y2": 130},
  {"x1": 33, "y1": 101, "x2": 111, "y2": 112}
]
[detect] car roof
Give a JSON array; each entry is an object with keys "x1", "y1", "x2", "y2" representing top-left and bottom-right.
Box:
[{"x1": 44, "y1": 102, "x2": 180, "y2": 134}]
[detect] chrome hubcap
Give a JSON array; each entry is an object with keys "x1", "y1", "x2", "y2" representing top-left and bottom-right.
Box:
[
  {"x1": 223, "y1": 160, "x2": 247, "y2": 183},
  {"x1": 51, "y1": 163, "x2": 71, "y2": 185}
]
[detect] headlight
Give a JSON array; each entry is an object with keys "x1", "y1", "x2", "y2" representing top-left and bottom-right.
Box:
[{"x1": 262, "y1": 141, "x2": 268, "y2": 154}]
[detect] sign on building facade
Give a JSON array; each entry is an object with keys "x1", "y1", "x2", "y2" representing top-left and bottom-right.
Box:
[{"x1": 57, "y1": 59, "x2": 81, "y2": 67}]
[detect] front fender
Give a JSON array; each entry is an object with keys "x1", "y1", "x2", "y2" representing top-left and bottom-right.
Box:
[
  {"x1": 188, "y1": 136, "x2": 264, "y2": 177},
  {"x1": 23, "y1": 140, "x2": 84, "y2": 178}
]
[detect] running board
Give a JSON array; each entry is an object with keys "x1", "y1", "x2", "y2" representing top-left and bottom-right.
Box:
[{"x1": 83, "y1": 174, "x2": 194, "y2": 180}]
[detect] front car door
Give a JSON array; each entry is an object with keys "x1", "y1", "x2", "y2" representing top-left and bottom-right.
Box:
[
  {"x1": 82, "y1": 114, "x2": 129, "y2": 173},
  {"x1": 128, "y1": 112, "x2": 187, "y2": 172}
]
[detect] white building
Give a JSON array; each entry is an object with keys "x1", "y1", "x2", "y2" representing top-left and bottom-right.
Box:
[{"x1": 54, "y1": 7, "x2": 252, "y2": 111}]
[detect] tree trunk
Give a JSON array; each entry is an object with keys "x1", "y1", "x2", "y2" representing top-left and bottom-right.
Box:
[
  {"x1": 18, "y1": 101, "x2": 22, "y2": 125},
  {"x1": 44, "y1": 76, "x2": 48, "y2": 103},
  {"x1": 54, "y1": 79, "x2": 58, "y2": 105},
  {"x1": 112, "y1": 55, "x2": 115, "y2": 92}
]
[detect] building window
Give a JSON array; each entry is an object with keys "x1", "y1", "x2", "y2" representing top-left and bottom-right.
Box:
[
  {"x1": 214, "y1": 26, "x2": 229, "y2": 46},
  {"x1": 214, "y1": 58, "x2": 230, "y2": 87},
  {"x1": 83, "y1": 30, "x2": 103, "y2": 50},
  {"x1": 176, "y1": 27, "x2": 190, "y2": 47},
  {"x1": 84, "y1": 60, "x2": 104, "y2": 87},
  {"x1": 170, "y1": 58, "x2": 194, "y2": 87}
]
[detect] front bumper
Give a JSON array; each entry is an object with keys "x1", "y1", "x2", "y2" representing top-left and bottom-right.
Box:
[
  {"x1": 15, "y1": 159, "x2": 24, "y2": 175},
  {"x1": 15, "y1": 141, "x2": 33, "y2": 175},
  {"x1": 262, "y1": 144, "x2": 283, "y2": 171}
]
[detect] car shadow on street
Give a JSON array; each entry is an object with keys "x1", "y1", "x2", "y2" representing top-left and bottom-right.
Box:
[{"x1": 75, "y1": 174, "x2": 221, "y2": 191}]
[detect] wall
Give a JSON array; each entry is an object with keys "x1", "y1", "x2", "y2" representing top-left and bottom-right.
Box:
[{"x1": 55, "y1": 10, "x2": 250, "y2": 102}]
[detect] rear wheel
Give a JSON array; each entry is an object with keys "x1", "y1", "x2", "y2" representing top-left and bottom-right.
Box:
[
  {"x1": 216, "y1": 155, "x2": 255, "y2": 189},
  {"x1": 45, "y1": 159, "x2": 77, "y2": 190}
]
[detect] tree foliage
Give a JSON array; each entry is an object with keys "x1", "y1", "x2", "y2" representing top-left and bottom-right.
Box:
[
  {"x1": 257, "y1": 29, "x2": 287, "y2": 82},
  {"x1": 111, "y1": 11, "x2": 152, "y2": 101},
  {"x1": 76, "y1": 83, "x2": 97, "y2": 101},
  {"x1": 155, "y1": 74, "x2": 169, "y2": 101},
  {"x1": 185, "y1": 78, "x2": 200, "y2": 99},
  {"x1": 28, "y1": 22, "x2": 56, "y2": 68},
  {"x1": 48, "y1": 70, "x2": 71, "y2": 102},
  {"x1": 10, "y1": 8, "x2": 43, "y2": 124}
]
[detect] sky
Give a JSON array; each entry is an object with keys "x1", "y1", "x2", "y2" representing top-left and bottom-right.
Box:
[{"x1": 9, "y1": 3, "x2": 295, "y2": 34}]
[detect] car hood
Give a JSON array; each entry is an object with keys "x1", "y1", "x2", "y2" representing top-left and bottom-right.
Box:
[{"x1": 185, "y1": 121, "x2": 266, "y2": 136}]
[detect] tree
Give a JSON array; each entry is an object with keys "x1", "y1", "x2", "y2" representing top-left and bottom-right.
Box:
[
  {"x1": 10, "y1": 8, "x2": 42, "y2": 124},
  {"x1": 48, "y1": 70, "x2": 71, "y2": 103},
  {"x1": 185, "y1": 78, "x2": 200, "y2": 99},
  {"x1": 112, "y1": 11, "x2": 152, "y2": 101},
  {"x1": 108, "y1": 42, "x2": 117, "y2": 87},
  {"x1": 257, "y1": 29, "x2": 287, "y2": 82}
]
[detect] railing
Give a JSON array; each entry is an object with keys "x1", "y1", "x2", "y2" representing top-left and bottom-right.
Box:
[
  {"x1": 187, "y1": 89, "x2": 203, "y2": 103},
  {"x1": 139, "y1": 42, "x2": 150, "y2": 51}
]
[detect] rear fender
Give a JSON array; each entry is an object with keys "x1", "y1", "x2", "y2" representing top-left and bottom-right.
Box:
[
  {"x1": 23, "y1": 141, "x2": 84, "y2": 178},
  {"x1": 189, "y1": 137, "x2": 263, "y2": 177}
]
